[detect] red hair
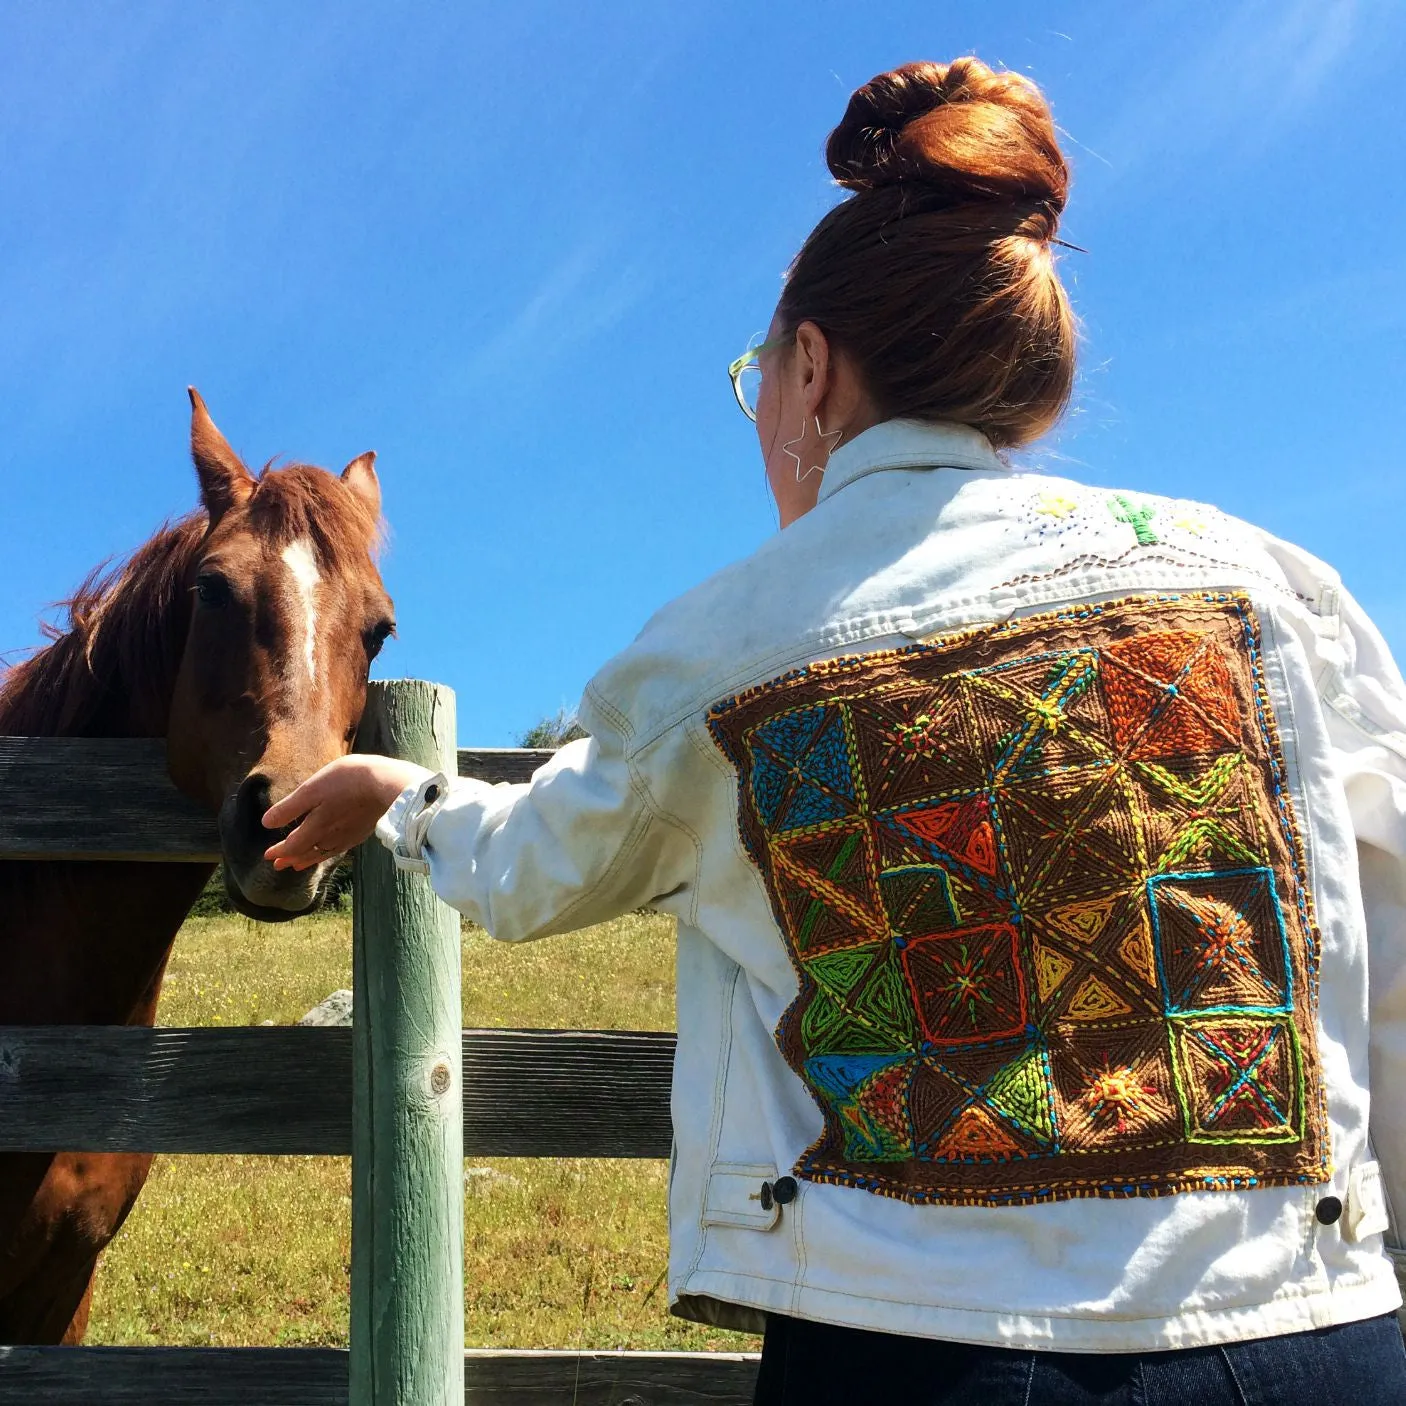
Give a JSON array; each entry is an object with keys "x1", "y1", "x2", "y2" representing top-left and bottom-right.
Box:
[{"x1": 779, "y1": 58, "x2": 1076, "y2": 449}]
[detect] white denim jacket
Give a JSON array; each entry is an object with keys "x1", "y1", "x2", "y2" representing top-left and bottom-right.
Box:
[{"x1": 380, "y1": 418, "x2": 1406, "y2": 1351}]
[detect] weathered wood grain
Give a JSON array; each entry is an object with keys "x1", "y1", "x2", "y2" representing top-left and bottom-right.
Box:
[
  {"x1": 0, "y1": 1348, "x2": 759, "y2": 1404},
  {"x1": 0, "y1": 1026, "x2": 352, "y2": 1154},
  {"x1": 0, "y1": 1027, "x2": 676, "y2": 1157},
  {"x1": 459, "y1": 1349, "x2": 759, "y2": 1404},
  {"x1": 352, "y1": 681, "x2": 465, "y2": 1406},
  {"x1": 0, "y1": 1346, "x2": 347, "y2": 1404},
  {"x1": 0, "y1": 738, "x2": 555, "y2": 859},
  {"x1": 457, "y1": 748, "x2": 556, "y2": 784},
  {"x1": 0, "y1": 737, "x2": 220, "y2": 860},
  {"x1": 460, "y1": 1028, "x2": 675, "y2": 1159}
]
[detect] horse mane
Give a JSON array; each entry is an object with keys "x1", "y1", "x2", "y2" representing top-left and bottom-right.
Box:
[
  {"x1": 0, "y1": 517, "x2": 206, "y2": 739},
  {"x1": 0, "y1": 463, "x2": 381, "y2": 740},
  {"x1": 244, "y1": 460, "x2": 384, "y2": 565}
]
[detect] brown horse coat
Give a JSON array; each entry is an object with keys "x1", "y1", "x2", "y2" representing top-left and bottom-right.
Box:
[{"x1": 0, "y1": 393, "x2": 393, "y2": 1342}]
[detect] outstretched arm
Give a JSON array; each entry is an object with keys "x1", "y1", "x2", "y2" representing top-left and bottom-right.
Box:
[
  {"x1": 370, "y1": 730, "x2": 696, "y2": 942},
  {"x1": 262, "y1": 716, "x2": 697, "y2": 944}
]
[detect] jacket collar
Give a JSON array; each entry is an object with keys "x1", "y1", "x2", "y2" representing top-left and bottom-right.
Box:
[{"x1": 816, "y1": 418, "x2": 1008, "y2": 503}]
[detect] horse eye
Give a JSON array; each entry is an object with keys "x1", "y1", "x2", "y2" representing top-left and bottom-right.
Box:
[
  {"x1": 365, "y1": 619, "x2": 395, "y2": 660},
  {"x1": 195, "y1": 573, "x2": 231, "y2": 608}
]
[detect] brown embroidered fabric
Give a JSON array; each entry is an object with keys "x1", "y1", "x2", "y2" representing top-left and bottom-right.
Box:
[{"x1": 707, "y1": 593, "x2": 1328, "y2": 1206}]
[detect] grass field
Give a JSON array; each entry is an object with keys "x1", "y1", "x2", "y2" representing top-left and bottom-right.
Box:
[{"x1": 85, "y1": 909, "x2": 756, "y2": 1353}]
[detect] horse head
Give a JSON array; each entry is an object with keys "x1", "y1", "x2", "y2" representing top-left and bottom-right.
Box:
[{"x1": 165, "y1": 390, "x2": 396, "y2": 921}]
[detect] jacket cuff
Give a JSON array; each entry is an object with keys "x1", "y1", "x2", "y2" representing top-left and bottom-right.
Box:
[{"x1": 374, "y1": 768, "x2": 449, "y2": 874}]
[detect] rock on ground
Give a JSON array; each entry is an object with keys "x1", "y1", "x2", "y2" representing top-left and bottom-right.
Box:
[
  {"x1": 464, "y1": 1166, "x2": 521, "y2": 1194},
  {"x1": 297, "y1": 989, "x2": 354, "y2": 1026}
]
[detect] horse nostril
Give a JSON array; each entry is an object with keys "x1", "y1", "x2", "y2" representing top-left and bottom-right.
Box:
[{"x1": 234, "y1": 773, "x2": 283, "y2": 841}]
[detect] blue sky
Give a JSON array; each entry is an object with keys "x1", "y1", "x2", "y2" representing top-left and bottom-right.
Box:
[{"x1": 1, "y1": 2, "x2": 1402, "y2": 745}]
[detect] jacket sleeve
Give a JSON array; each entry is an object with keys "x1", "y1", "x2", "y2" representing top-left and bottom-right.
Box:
[
  {"x1": 375, "y1": 697, "x2": 698, "y2": 944},
  {"x1": 1318, "y1": 587, "x2": 1406, "y2": 1262}
]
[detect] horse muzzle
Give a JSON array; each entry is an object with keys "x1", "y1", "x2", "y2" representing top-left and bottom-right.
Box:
[{"x1": 217, "y1": 772, "x2": 341, "y2": 921}]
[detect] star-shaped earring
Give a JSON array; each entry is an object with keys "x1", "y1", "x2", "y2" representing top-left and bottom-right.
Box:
[{"x1": 783, "y1": 415, "x2": 844, "y2": 483}]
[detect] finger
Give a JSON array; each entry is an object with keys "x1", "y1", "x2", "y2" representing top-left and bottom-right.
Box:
[
  {"x1": 263, "y1": 754, "x2": 369, "y2": 829},
  {"x1": 263, "y1": 783, "x2": 316, "y2": 830},
  {"x1": 271, "y1": 853, "x2": 321, "y2": 872},
  {"x1": 269, "y1": 848, "x2": 321, "y2": 871},
  {"x1": 265, "y1": 843, "x2": 321, "y2": 871},
  {"x1": 264, "y1": 819, "x2": 330, "y2": 870},
  {"x1": 264, "y1": 758, "x2": 353, "y2": 829}
]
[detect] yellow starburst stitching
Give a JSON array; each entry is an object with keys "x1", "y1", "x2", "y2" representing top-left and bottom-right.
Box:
[{"x1": 1035, "y1": 491, "x2": 1078, "y2": 519}]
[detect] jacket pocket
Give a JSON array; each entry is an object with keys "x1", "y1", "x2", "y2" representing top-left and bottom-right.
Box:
[{"x1": 701, "y1": 1161, "x2": 781, "y2": 1231}]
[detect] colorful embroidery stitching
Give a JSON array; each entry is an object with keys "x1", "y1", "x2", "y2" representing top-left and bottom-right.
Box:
[
  {"x1": 707, "y1": 593, "x2": 1328, "y2": 1206},
  {"x1": 1109, "y1": 494, "x2": 1160, "y2": 546},
  {"x1": 1005, "y1": 482, "x2": 1313, "y2": 604}
]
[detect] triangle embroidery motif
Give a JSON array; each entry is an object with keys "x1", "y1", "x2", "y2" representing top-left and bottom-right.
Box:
[
  {"x1": 985, "y1": 1049, "x2": 1055, "y2": 1143},
  {"x1": 891, "y1": 797, "x2": 999, "y2": 877},
  {"x1": 1034, "y1": 944, "x2": 1075, "y2": 1003},
  {"x1": 930, "y1": 1103, "x2": 1025, "y2": 1161},
  {"x1": 1046, "y1": 895, "x2": 1120, "y2": 947},
  {"x1": 1065, "y1": 974, "x2": 1134, "y2": 1022},
  {"x1": 1118, "y1": 926, "x2": 1158, "y2": 987}
]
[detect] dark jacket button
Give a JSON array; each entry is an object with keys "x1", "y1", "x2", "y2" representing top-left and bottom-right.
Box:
[
  {"x1": 1315, "y1": 1195, "x2": 1343, "y2": 1225},
  {"x1": 773, "y1": 1176, "x2": 799, "y2": 1205},
  {"x1": 424, "y1": 784, "x2": 440, "y2": 805},
  {"x1": 758, "y1": 1181, "x2": 774, "y2": 1211}
]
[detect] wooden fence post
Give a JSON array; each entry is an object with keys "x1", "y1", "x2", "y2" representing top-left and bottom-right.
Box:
[{"x1": 351, "y1": 681, "x2": 464, "y2": 1406}]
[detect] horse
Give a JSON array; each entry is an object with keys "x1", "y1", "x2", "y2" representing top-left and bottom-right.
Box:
[{"x1": 0, "y1": 390, "x2": 395, "y2": 1343}]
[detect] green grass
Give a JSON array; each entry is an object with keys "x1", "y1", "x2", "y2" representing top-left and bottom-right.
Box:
[{"x1": 85, "y1": 909, "x2": 754, "y2": 1353}]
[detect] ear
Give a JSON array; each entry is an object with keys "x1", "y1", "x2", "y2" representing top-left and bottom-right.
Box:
[
  {"x1": 188, "y1": 387, "x2": 254, "y2": 526},
  {"x1": 792, "y1": 322, "x2": 833, "y2": 417},
  {"x1": 340, "y1": 451, "x2": 381, "y2": 517}
]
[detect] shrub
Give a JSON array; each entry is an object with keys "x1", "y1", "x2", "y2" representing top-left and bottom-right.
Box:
[{"x1": 517, "y1": 709, "x2": 587, "y2": 748}]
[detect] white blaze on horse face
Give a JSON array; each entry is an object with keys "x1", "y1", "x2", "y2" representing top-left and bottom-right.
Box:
[{"x1": 281, "y1": 540, "x2": 321, "y2": 688}]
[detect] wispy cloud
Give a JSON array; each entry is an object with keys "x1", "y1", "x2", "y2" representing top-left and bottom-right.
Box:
[
  {"x1": 455, "y1": 236, "x2": 651, "y2": 386},
  {"x1": 1093, "y1": 0, "x2": 1361, "y2": 177}
]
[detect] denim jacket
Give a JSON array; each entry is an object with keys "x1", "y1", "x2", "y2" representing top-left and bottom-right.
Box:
[{"x1": 379, "y1": 418, "x2": 1406, "y2": 1350}]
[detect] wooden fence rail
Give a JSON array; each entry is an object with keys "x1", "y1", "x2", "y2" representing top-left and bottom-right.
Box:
[
  {"x1": 0, "y1": 1347, "x2": 758, "y2": 1405},
  {"x1": 0, "y1": 739, "x2": 555, "y2": 861},
  {"x1": 0, "y1": 1026, "x2": 674, "y2": 1157}
]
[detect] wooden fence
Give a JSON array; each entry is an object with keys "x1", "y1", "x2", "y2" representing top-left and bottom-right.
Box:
[{"x1": 0, "y1": 681, "x2": 759, "y2": 1405}]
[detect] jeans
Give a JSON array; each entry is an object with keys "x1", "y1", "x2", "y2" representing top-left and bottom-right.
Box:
[{"x1": 752, "y1": 1311, "x2": 1406, "y2": 1405}]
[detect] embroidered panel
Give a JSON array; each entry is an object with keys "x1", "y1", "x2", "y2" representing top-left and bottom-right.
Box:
[
  {"x1": 707, "y1": 593, "x2": 1328, "y2": 1206},
  {"x1": 998, "y1": 485, "x2": 1315, "y2": 606}
]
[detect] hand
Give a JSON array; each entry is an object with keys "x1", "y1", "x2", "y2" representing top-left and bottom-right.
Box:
[{"x1": 262, "y1": 754, "x2": 431, "y2": 871}]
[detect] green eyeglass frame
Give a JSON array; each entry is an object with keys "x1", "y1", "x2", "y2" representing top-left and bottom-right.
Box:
[{"x1": 728, "y1": 334, "x2": 790, "y2": 422}]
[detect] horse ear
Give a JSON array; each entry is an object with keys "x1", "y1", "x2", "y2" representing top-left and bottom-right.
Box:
[
  {"x1": 341, "y1": 451, "x2": 381, "y2": 517},
  {"x1": 188, "y1": 387, "x2": 254, "y2": 525}
]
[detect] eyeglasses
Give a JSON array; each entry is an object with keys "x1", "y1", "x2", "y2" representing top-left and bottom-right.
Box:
[{"x1": 728, "y1": 332, "x2": 789, "y2": 422}]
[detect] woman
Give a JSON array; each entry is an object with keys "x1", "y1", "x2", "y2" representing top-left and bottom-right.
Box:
[{"x1": 264, "y1": 58, "x2": 1406, "y2": 1405}]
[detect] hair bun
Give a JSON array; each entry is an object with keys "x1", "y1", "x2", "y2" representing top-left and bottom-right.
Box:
[{"x1": 826, "y1": 58, "x2": 1068, "y2": 232}]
